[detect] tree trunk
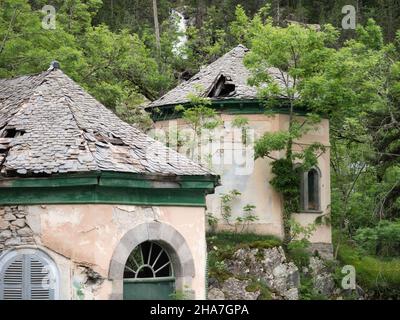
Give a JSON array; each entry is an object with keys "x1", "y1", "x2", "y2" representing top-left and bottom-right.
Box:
[{"x1": 152, "y1": 0, "x2": 161, "y2": 53}]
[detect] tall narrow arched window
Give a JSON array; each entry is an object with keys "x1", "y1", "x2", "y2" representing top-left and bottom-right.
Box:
[
  {"x1": 301, "y1": 167, "x2": 321, "y2": 212},
  {"x1": 0, "y1": 249, "x2": 59, "y2": 300}
]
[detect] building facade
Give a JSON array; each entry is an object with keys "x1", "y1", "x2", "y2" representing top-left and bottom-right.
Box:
[
  {"x1": 146, "y1": 45, "x2": 332, "y2": 256},
  {"x1": 0, "y1": 67, "x2": 218, "y2": 300}
]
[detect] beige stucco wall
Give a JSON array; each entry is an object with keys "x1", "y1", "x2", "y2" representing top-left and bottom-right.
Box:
[
  {"x1": 154, "y1": 113, "x2": 331, "y2": 244},
  {"x1": 1, "y1": 204, "x2": 206, "y2": 300}
]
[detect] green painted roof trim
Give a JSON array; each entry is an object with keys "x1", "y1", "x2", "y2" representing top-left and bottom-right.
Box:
[
  {"x1": 0, "y1": 186, "x2": 208, "y2": 206},
  {"x1": 147, "y1": 99, "x2": 319, "y2": 121},
  {"x1": 0, "y1": 171, "x2": 219, "y2": 206}
]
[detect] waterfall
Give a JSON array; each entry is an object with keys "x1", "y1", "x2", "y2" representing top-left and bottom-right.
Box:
[{"x1": 171, "y1": 9, "x2": 188, "y2": 58}]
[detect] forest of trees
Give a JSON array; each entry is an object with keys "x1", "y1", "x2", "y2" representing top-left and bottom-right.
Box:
[{"x1": 1, "y1": 0, "x2": 400, "y2": 298}]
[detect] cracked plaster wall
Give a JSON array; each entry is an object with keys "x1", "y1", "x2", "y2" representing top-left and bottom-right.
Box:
[{"x1": 0, "y1": 204, "x2": 206, "y2": 299}]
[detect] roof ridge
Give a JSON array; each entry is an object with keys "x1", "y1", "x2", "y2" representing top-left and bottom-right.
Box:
[
  {"x1": 0, "y1": 69, "x2": 52, "y2": 82},
  {"x1": 147, "y1": 44, "x2": 257, "y2": 108},
  {"x1": 9, "y1": 71, "x2": 55, "y2": 123}
]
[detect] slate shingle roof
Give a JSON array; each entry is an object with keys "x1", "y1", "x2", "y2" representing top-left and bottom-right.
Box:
[
  {"x1": 0, "y1": 68, "x2": 214, "y2": 177},
  {"x1": 148, "y1": 44, "x2": 289, "y2": 108}
]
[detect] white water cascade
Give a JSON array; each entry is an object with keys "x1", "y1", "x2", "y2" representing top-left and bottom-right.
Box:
[{"x1": 171, "y1": 9, "x2": 188, "y2": 58}]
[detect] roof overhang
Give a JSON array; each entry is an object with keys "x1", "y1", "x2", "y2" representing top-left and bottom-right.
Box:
[{"x1": 146, "y1": 98, "x2": 321, "y2": 121}]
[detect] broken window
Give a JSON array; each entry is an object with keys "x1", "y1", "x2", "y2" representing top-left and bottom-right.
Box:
[
  {"x1": 208, "y1": 74, "x2": 236, "y2": 98},
  {"x1": 1, "y1": 128, "x2": 25, "y2": 138}
]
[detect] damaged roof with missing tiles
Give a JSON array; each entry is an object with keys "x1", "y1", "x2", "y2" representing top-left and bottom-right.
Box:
[
  {"x1": 148, "y1": 44, "x2": 289, "y2": 108},
  {"x1": 0, "y1": 68, "x2": 214, "y2": 178}
]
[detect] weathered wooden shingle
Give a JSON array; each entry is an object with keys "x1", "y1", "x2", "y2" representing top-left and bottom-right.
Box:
[
  {"x1": 148, "y1": 44, "x2": 289, "y2": 108},
  {"x1": 0, "y1": 69, "x2": 214, "y2": 177}
]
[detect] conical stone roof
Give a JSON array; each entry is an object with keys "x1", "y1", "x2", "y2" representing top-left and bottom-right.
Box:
[{"x1": 0, "y1": 68, "x2": 214, "y2": 178}]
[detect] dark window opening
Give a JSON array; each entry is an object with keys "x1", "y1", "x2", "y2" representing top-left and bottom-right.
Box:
[
  {"x1": 307, "y1": 169, "x2": 318, "y2": 210},
  {"x1": 208, "y1": 75, "x2": 236, "y2": 98},
  {"x1": 301, "y1": 167, "x2": 320, "y2": 211},
  {"x1": 2, "y1": 128, "x2": 25, "y2": 138},
  {"x1": 137, "y1": 266, "x2": 154, "y2": 278}
]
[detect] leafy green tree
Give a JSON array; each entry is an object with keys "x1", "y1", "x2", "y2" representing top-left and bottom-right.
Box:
[
  {"x1": 243, "y1": 15, "x2": 338, "y2": 245},
  {"x1": 0, "y1": 0, "x2": 173, "y2": 125}
]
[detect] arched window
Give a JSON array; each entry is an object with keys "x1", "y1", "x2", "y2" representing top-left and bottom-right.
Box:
[
  {"x1": 123, "y1": 241, "x2": 175, "y2": 300},
  {"x1": 124, "y1": 241, "x2": 173, "y2": 279},
  {"x1": 301, "y1": 167, "x2": 321, "y2": 212},
  {"x1": 0, "y1": 249, "x2": 59, "y2": 300}
]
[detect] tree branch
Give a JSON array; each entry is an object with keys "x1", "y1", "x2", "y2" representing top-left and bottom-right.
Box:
[{"x1": 0, "y1": 8, "x2": 19, "y2": 56}]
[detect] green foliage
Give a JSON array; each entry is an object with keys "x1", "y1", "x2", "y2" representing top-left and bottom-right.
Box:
[
  {"x1": 245, "y1": 278, "x2": 273, "y2": 300},
  {"x1": 336, "y1": 242, "x2": 400, "y2": 299},
  {"x1": 290, "y1": 219, "x2": 317, "y2": 241},
  {"x1": 286, "y1": 220, "x2": 316, "y2": 267},
  {"x1": 0, "y1": 0, "x2": 173, "y2": 126},
  {"x1": 299, "y1": 275, "x2": 328, "y2": 300},
  {"x1": 207, "y1": 232, "x2": 281, "y2": 299},
  {"x1": 169, "y1": 285, "x2": 191, "y2": 300},
  {"x1": 207, "y1": 232, "x2": 282, "y2": 251},
  {"x1": 236, "y1": 239, "x2": 282, "y2": 250},
  {"x1": 287, "y1": 240, "x2": 311, "y2": 268},
  {"x1": 218, "y1": 189, "x2": 258, "y2": 233},
  {"x1": 244, "y1": 17, "x2": 331, "y2": 245},
  {"x1": 232, "y1": 115, "x2": 250, "y2": 145},
  {"x1": 235, "y1": 204, "x2": 258, "y2": 233},
  {"x1": 220, "y1": 189, "x2": 241, "y2": 225},
  {"x1": 206, "y1": 212, "x2": 219, "y2": 233},
  {"x1": 254, "y1": 132, "x2": 290, "y2": 159},
  {"x1": 178, "y1": 89, "x2": 221, "y2": 137},
  {"x1": 354, "y1": 220, "x2": 400, "y2": 257},
  {"x1": 231, "y1": 115, "x2": 249, "y2": 128},
  {"x1": 207, "y1": 249, "x2": 233, "y2": 283},
  {"x1": 115, "y1": 96, "x2": 153, "y2": 132}
]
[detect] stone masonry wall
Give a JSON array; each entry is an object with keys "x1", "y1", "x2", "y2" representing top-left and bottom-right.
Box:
[{"x1": 0, "y1": 206, "x2": 35, "y2": 251}]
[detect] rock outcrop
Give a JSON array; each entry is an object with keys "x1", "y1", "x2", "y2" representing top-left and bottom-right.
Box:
[{"x1": 208, "y1": 246, "x2": 301, "y2": 300}]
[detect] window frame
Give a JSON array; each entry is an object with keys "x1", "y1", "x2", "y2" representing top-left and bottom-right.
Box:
[
  {"x1": 300, "y1": 166, "x2": 322, "y2": 213},
  {"x1": 123, "y1": 241, "x2": 175, "y2": 281}
]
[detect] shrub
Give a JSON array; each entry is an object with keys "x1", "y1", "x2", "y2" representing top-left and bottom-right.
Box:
[
  {"x1": 299, "y1": 275, "x2": 328, "y2": 300},
  {"x1": 287, "y1": 239, "x2": 312, "y2": 268},
  {"x1": 354, "y1": 220, "x2": 400, "y2": 257},
  {"x1": 337, "y1": 242, "x2": 400, "y2": 299},
  {"x1": 245, "y1": 278, "x2": 273, "y2": 300}
]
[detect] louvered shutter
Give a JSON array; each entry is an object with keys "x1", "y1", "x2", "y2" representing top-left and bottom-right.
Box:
[
  {"x1": 28, "y1": 255, "x2": 53, "y2": 300},
  {"x1": 1, "y1": 257, "x2": 23, "y2": 300},
  {"x1": 0, "y1": 253, "x2": 55, "y2": 300}
]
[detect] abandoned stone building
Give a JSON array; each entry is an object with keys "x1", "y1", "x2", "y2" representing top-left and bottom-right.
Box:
[
  {"x1": 0, "y1": 65, "x2": 219, "y2": 300},
  {"x1": 146, "y1": 45, "x2": 332, "y2": 256}
]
